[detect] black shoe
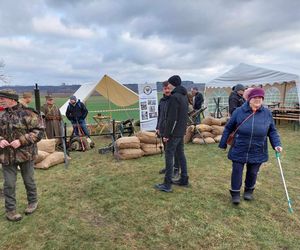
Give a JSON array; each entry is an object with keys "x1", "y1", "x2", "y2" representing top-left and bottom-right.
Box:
[
  {"x1": 159, "y1": 168, "x2": 166, "y2": 174},
  {"x1": 243, "y1": 188, "x2": 254, "y2": 201},
  {"x1": 172, "y1": 176, "x2": 189, "y2": 187},
  {"x1": 154, "y1": 183, "x2": 172, "y2": 192},
  {"x1": 230, "y1": 190, "x2": 240, "y2": 205}
]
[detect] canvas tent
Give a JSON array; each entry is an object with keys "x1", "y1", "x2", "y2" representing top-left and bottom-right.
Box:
[
  {"x1": 205, "y1": 63, "x2": 300, "y2": 113},
  {"x1": 60, "y1": 75, "x2": 139, "y2": 115}
]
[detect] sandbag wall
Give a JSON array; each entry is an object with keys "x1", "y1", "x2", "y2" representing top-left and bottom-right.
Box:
[
  {"x1": 184, "y1": 116, "x2": 229, "y2": 145},
  {"x1": 35, "y1": 139, "x2": 70, "y2": 169},
  {"x1": 115, "y1": 131, "x2": 163, "y2": 160}
]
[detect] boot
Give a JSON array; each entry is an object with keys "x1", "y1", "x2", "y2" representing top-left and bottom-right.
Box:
[
  {"x1": 159, "y1": 168, "x2": 166, "y2": 174},
  {"x1": 154, "y1": 183, "x2": 172, "y2": 192},
  {"x1": 244, "y1": 188, "x2": 254, "y2": 201},
  {"x1": 6, "y1": 210, "x2": 22, "y2": 222},
  {"x1": 230, "y1": 190, "x2": 240, "y2": 205},
  {"x1": 172, "y1": 176, "x2": 189, "y2": 187},
  {"x1": 24, "y1": 202, "x2": 38, "y2": 215}
]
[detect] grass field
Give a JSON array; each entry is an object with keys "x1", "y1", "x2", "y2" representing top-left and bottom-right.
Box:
[
  {"x1": 0, "y1": 124, "x2": 299, "y2": 249},
  {"x1": 29, "y1": 95, "x2": 140, "y2": 124}
]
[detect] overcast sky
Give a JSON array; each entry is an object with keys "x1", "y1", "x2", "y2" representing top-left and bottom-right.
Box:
[{"x1": 1, "y1": 0, "x2": 300, "y2": 85}]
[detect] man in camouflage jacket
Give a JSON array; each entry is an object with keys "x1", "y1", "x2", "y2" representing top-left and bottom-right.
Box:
[{"x1": 0, "y1": 89, "x2": 44, "y2": 221}]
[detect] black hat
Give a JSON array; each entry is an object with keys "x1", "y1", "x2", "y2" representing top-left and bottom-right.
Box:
[
  {"x1": 234, "y1": 84, "x2": 245, "y2": 92},
  {"x1": 168, "y1": 75, "x2": 181, "y2": 87},
  {"x1": 0, "y1": 89, "x2": 19, "y2": 101}
]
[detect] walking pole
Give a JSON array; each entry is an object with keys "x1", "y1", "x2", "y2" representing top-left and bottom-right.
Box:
[{"x1": 275, "y1": 151, "x2": 293, "y2": 213}]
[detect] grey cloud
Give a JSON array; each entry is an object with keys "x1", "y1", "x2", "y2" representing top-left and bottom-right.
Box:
[{"x1": 1, "y1": 0, "x2": 300, "y2": 85}]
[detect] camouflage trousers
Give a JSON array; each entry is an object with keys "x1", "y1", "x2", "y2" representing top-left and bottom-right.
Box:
[{"x1": 2, "y1": 161, "x2": 37, "y2": 212}]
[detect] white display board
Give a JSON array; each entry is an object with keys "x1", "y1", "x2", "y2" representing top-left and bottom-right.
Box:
[{"x1": 138, "y1": 83, "x2": 158, "y2": 131}]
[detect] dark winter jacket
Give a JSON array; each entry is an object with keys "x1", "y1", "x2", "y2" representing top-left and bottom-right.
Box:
[
  {"x1": 156, "y1": 95, "x2": 170, "y2": 137},
  {"x1": 228, "y1": 91, "x2": 245, "y2": 115},
  {"x1": 66, "y1": 100, "x2": 88, "y2": 122},
  {"x1": 164, "y1": 86, "x2": 189, "y2": 138},
  {"x1": 219, "y1": 102, "x2": 281, "y2": 164},
  {"x1": 193, "y1": 92, "x2": 204, "y2": 110}
]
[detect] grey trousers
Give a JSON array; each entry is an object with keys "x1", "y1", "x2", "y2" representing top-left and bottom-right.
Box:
[{"x1": 2, "y1": 160, "x2": 37, "y2": 212}]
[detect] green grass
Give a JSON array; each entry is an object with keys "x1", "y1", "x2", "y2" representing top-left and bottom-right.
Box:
[
  {"x1": 29, "y1": 95, "x2": 140, "y2": 124},
  {"x1": 0, "y1": 124, "x2": 300, "y2": 249}
]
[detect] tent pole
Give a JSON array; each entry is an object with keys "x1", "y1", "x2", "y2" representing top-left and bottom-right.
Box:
[{"x1": 283, "y1": 81, "x2": 287, "y2": 107}]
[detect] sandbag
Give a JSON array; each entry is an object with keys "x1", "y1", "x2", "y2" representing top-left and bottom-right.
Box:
[
  {"x1": 201, "y1": 117, "x2": 214, "y2": 125},
  {"x1": 35, "y1": 151, "x2": 69, "y2": 169},
  {"x1": 214, "y1": 135, "x2": 222, "y2": 143},
  {"x1": 200, "y1": 131, "x2": 215, "y2": 138},
  {"x1": 192, "y1": 138, "x2": 205, "y2": 144},
  {"x1": 117, "y1": 148, "x2": 144, "y2": 160},
  {"x1": 195, "y1": 124, "x2": 212, "y2": 132},
  {"x1": 37, "y1": 139, "x2": 56, "y2": 153},
  {"x1": 184, "y1": 125, "x2": 195, "y2": 144},
  {"x1": 136, "y1": 131, "x2": 160, "y2": 144},
  {"x1": 219, "y1": 117, "x2": 229, "y2": 125},
  {"x1": 141, "y1": 143, "x2": 163, "y2": 156},
  {"x1": 34, "y1": 150, "x2": 50, "y2": 164},
  {"x1": 116, "y1": 136, "x2": 140, "y2": 149},
  {"x1": 204, "y1": 137, "x2": 216, "y2": 144},
  {"x1": 211, "y1": 125, "x2": 225, "y2": 135}
]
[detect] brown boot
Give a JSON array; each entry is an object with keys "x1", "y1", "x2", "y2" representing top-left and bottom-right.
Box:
[
  {"x1": 24, "y1": 202, "x2": 38, "y2": 215},
  {"x1": 6, "y1": 210, "x2": 22, "y2": 222}
]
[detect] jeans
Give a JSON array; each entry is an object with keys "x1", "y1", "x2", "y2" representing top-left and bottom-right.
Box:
[
  {"x1": 194, "y1": 114, "x2": 201, "y2": 125},
  {"x1": 164, "y1": 137, "x2": 187, "y2": 184},
  {"x1": 2, "y1": 161, "x2": 37, "y2": 212},
  {"x1": 72, "y1": 119, "x2": 90, "y2": 137},
  {"x1": 231, "y1": 161, "x2": 262, "y2": 191},
  {"x1": 162, "y1": 141, "x2": 179, "y2": 170}
]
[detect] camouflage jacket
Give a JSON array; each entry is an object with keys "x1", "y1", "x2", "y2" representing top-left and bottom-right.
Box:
[{"x1": 0, "y1": 103, "x2": 44, "y2": 165}]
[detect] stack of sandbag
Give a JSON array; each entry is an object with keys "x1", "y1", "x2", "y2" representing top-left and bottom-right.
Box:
[
  {"x1": 184, "y1": 125, "x2": 195, "y2": 144},
  {"x1": 35, "y1": 139, "x2": 70, "y2": 169},
  {"x1": 192, "y1": 116, "x2": 228, "y2": 144},
  {"x1": 115, "y1": 136, "x2": 144, "y2": 160},
  {"x1": 136, "y1": 131, "x2": 163, "y2": 156}
]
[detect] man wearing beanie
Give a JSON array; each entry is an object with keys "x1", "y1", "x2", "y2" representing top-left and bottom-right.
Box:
[
  {"x1": 154, "y1": 75, "x2": 189, "y2": 192},
  {"x1": 0, "y1": 89, "x2": 44, "y2": 221},
  {"x1": 66, "y1": 95, "x2": 90, "y2": 137},
  {"x1": 228, "y1": 84, "x2": 245, "y2": 115}
]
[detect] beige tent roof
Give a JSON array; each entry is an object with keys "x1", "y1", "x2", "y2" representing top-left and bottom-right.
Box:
[{"x1": 60, "y1": 75, "x2": 138, "y2": 115}]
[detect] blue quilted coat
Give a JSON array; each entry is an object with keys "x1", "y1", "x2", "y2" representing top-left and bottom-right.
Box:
[{"x1": 219, "y1": 102, "x2": 281, "y2": 164}]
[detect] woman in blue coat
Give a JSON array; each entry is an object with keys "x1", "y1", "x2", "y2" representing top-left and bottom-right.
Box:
[{"x1": 219, "y1": 88, "x2": 282, "y2": 205}]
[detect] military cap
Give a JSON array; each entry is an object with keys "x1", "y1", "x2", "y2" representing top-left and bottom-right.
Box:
[
  {"x1": 45, "y1": 94, "x2": 54, "y2": 100},
  {"x1": 0, "y1": 89, "x2": 19, "y2": 101},
  {"x1": 22, "y1": 92, "x2": 33, "y2": 98}
]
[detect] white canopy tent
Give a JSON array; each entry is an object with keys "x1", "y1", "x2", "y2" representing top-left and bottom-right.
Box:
[
  {"x1": 205, "y1": 63, "x2": 300, "y2": 112},
  {"x1": 60, "y1": 75, "x2": 139, "y2": 115}
]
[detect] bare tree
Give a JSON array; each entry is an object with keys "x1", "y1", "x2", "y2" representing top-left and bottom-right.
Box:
[{"x1": 0, "y1": 59, "x2": 8, "y2": 83}]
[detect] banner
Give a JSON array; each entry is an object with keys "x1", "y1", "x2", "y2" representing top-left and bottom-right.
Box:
[{"x1": 138, "y1": 83, "x2": 158, "y2": 131}]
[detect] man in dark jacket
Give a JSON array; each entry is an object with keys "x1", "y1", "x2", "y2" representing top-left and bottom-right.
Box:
[
  {"x1": 66, "y1": 95, "x2": 90, "y2": 137},
  {"x1": 191, "y1": 87, "x2": 204, "y2": 124},
  {"x1": 154, "y1": 75, "x2": 189, "y2": 192},
  {"x1": 228, "y1": 84, "x2": 245, "y2": 115},
  {"x1": 0, "y1": 89, "x2": 44, "y2": 221},
  {"x1": 156, "y1": 81, "x2": 179, "y2": 177}
]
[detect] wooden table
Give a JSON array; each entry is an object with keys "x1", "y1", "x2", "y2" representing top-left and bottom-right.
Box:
[
  {"x1": 93, "y1": 114, "x2": 112, "y2": 134},
  {"x1": 272, "y1": 107, "x2": 300, "y2": 130}
]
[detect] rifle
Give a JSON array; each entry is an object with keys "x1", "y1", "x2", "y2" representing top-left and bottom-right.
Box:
[
  {"x1": 75, "y1": 119, "x2": 86, "y2": 152},
  {"x1": 34, "y1": 83, "x2": 41, "y2": 113},
  {"x1": 60, "y1": 121, "x2": 69, "y2": 169}
]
